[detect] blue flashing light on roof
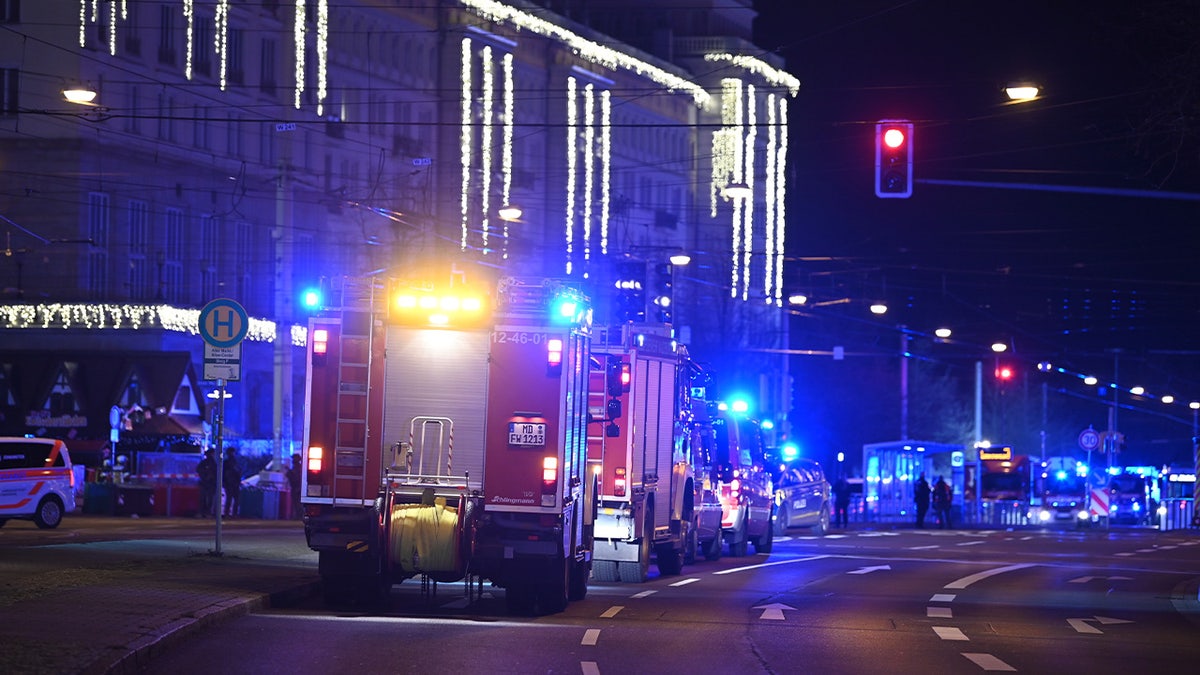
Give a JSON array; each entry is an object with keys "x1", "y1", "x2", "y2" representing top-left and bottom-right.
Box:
[
  {"x1": 780, "y1": 443, "x2": 799, "y2": 462},
  {"x1": 301, "y1": 287, "x2": 322, "y2": 310}
]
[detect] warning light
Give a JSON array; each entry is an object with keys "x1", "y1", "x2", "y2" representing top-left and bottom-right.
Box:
[
  {"x1": 995, "y1": 365, "x2": 1014, "y2": 381},
  {"x1": 312, "y1": 328, "x2": 329, "y2": 365},
  {"x1": 875, "y1": 120, "x2": 913, "y2": 199},
  {"x1": 301, "y1": 287, "x2": 322, "y2": 310},
  {"x1": 547, "y1": 338, "x2": 564, "y2": 367},
  {"x1": 613, "y1": 466, "x2": 627, "y2": 497},
  {"x1": 308, "y1": 446, "x2": 323, "y2": 473}
]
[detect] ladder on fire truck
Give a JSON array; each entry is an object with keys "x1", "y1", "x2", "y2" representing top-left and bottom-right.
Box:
[{"x1": 328, "y1": 276, "x2": 380, "y2": 507}]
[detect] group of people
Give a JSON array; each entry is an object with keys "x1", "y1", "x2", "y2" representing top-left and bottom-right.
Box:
[
  {"x1": 196, "y1": 447, "x2": 243, "y2": 518},
  {"x1": 914, "y1": 473, "x2": 953, "y2": 529}
]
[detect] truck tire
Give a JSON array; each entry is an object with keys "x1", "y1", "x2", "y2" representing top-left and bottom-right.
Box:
[
  {"x1": 536, "y1": 560, "x2": 570, "y2": 614},
  {"x1": 703, "y1": 528, "x2": 722, "y2": 561},
  {"x1": 753, "y1": 505, "x2": 775, "y2": 554},
  {"x1": 569, "y1": 559, "x2": 589, "y2": 600},
  {"x1": 730, "y1": 513, "x2": 749, "y2": 557},
  {"x1": 682, "y1": 524, "x2": 698, "y2": 565},
  {"x1": 655, "y1": 542, "x2": 683, "y2": 576},
  {"x1": 592, "y1": 560, "x2": 619, "y2": 582},
  {"x1": 505, "y1": 584, "x2": 535, "y2": 615}
]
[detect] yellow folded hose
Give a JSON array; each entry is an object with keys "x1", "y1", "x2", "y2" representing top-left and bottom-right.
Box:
[{"x1": 390, "y1": 497, "x2": 461, "y2": 574}]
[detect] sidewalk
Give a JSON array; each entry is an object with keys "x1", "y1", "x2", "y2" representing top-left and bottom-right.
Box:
[{"x1": 0, "y1": 516, "x2": 320, "y2": 675}]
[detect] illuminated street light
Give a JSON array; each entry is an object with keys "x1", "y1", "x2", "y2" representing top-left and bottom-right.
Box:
[
  {"x1": 668, "y1": 252, "x2": 691, "y2": 266},
  {"x1": 1161, "y1": 395, "x2": 1175, "y2": 404},
  {"x1": 788, "y1": 294, "x2": 808, "y2": 306},
  {"x1": 1084, "y1": 376, "x2": 1098, "y2": 386},
  {"x1": 991, "y1": 342, "x2": 1008, "y2": 353},
  {"x1": 869, "y1": 302, "x2": 888, "y2": 315},
  {"x1": 934, "y1": 327, "x2": 952, "y2": 339},
  {"x1": 497, "y1": 204, "x2": 523, "y2": 221},
  {"x1": 1129, "y1": 386, "x2": 1145, "y2": 396},
  {"x1": 62, "y1": 86, "x2": 98, "y2": 104}
]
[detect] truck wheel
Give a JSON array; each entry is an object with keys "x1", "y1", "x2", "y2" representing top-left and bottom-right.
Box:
[
  {"x1": 730, "y1": 515, "x2": 749, "y2": 557},
  {"x1": 592, "y1": 560, "x2": 619, "y2": 582},
  {"x1": 569, "y1": 560, "x2": 589, "y2": 601},
  {"x1": 505, "y1": 585, "x2": 535, "y2": 615},
  {"x1": 682, "y1": 524, "x2": 698, "y2": 566},
  {"x1": 33, "y1": 496, "x2": 64, "y2": 529},
  {"x1": 536, "y1": 561, "x2": 570, "y2": 614},
  {"x1": 753, "y1": 506, "x2": 775, "y2": 554},
  {"x1": 703, "y1": 532, "x2": 722, "y2": 561},
  {"x1": 655, "y1": 542, "x2": 683, "y2": 576}
]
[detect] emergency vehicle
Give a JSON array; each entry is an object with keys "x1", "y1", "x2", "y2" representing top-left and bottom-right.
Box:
[
  {"x1": 1035, "y1": 455, "x2": 1087, "y2": 521},
  {"x1": 586, "y1": 325, "x2": 713, "y2": 582},
  {"x1": 300, "y1": 276, "x2": 596, "y2": 614}
]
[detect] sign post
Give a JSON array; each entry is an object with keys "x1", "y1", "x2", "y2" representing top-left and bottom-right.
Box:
[{"x1": 198, "y1": 299, "x2": 249, "y2": 555}]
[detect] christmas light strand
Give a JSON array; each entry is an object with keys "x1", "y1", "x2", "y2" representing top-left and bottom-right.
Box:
[
  {"x1": 501, "y1": 52, "x2": 515, "y2": 260},
  {"x1": 460, "y1": 38, "x2": 473, "y2": 251},
  {"x1": 294, "y1": 0, "x2": 306, "y2": 109},
  {"x1": 703, "y1": 53, "x2": 800, "y2": 96},
  {"x1": 481, "y1": 45, "x2": 495, "y2": 253},
  {"x1": 0, "y1": 303, "x2": 278, "y2": 343}
]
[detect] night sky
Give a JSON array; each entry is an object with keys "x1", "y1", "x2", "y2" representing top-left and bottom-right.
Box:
[{"x1": 751, "y1": 1, "x2": 1200, "y2": 468}]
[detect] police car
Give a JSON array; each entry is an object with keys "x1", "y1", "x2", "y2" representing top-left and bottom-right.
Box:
[{"x1": 772, "y1": 458, "x2": 831, "y2": 536}]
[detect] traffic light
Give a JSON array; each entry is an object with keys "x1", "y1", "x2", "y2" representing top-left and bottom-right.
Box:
[
  {"x1": 994, "y1": 364, "x2": 1014, "y2": 381},
  {"x1": 612, "y1": 259, "x2": 646, "y2": 324},
  {"x1": 875, "y1": 120, "x2": 913, "y2": 198},
  {"x1": 650, "y1": 262, "x2": 673, "y2": 324}
]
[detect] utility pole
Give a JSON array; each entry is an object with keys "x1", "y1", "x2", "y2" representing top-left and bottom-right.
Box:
[{"x1": 273, "y1": 161, "x2": 295, "y2": 469}]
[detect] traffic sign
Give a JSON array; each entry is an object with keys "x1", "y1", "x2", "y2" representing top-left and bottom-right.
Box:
[
  {"x1": 1078, "y1": 427, "x2": 1101, "y2": 452},
  {"x1": 198, "y1": 298, "x2": 249, "y2": 348},
  {"x1": 204, "y1": 343, "x2": 242, "y2": 382}
]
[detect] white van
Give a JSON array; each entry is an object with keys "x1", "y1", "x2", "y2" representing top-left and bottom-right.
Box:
[{"x1": 0, "y1": 437, "x2": 76, "y2": 529}]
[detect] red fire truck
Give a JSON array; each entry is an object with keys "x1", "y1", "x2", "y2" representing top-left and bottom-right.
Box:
[
  {"x1": 300, "y1": 276, "x2": 596, "y2": 614},
  {"x1": 586, "y1": 325, "x2": 717, "y2": 581}
]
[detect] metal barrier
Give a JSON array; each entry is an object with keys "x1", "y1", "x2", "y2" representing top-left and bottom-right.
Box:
[
  {"x1": 1158, "y1": 498, "x2": 1196, "y2": 531},
  {"x1": 977, "y1": 501, "x2": 1031, "y2": 527}
]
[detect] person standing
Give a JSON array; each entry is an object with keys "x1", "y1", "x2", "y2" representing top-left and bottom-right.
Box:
[
  {"x1": 287, "y1": 452, "x2": 303, "y2": 520},
  {"x1": 933, "y1": 476, "x2": 953, "y2": 529},
  {"x1": 915, "y1": 474, "x2": 932, "y2": 528},
  {"x1": 196, "y1": 449, "x2": 217, "y2": 518},
  {"x1": 832, "y1": 474, "x2": 852, "y2": 528},
  {"x1": 222, "y1": 447, "x2": 242, "y2": 518}
]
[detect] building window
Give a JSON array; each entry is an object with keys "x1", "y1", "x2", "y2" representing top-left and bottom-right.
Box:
[
  {"x1": 123, "y1": 2, "x2": 141, "y2": 55},
  {"x1": 194, "y1": 16, "x2": 212, "y2": 77},
  {"x1": 164, "y1": 207, "x2": 183, "y2": 304},
  {"x1": 226, "y1": 113, "x2": 242, "y2": 156},
  {"x1": 228, "y1": 28, "x2": 244, "y2": 85},
  {"x1": 87, "y1": 193, "x2": 110, "y2": 299},
  {"x1": 156, "y1": 93, "x2": 173, "y2": 140},
  {"x1": 260, "y1": 38, "x2": 276, "y2": 94},
  {"x1": 158, "y1": 3, "x2": 176, "y2": 65},
  {"x1": 193, "y1": 105, "x2": 208, "y2": 149},
  {"x1": 124, "y1": 84, "x2": 140, "y2": 134},
  {"x1": 259, "y1": 122, "x2": 274, "y2": 164},
  {"x1": 0, "y1": 68, "x2": 17, "y2": 116},
  {"x1": 128, "y1": 200, "x2": 149, "y2": 301},
  {"x1": 0, "y1": 0, "x2": 19, "y2": 24},
  {"x1": 200, "y1": 214, "x2": 220, "y2": 301}
]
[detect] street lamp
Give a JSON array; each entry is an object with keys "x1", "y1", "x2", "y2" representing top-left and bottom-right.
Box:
[
  {"x1": 497, "y1": 204, "x2": 523, "y2": 221},
  {"x1": 62, "y1": 85, "x2": 98, "y2": 105},
  {"x1": 1004, "y1": 83, "x2": 1040, "y2": 102}
]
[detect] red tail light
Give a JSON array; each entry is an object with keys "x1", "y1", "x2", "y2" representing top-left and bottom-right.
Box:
[
  {"x1": 542, "y1": 456, "x2": 558, "y2": 494},
  {"x1": 614, "y1": 466, "x2": 627, "y2": 497},
  {"x1": 312, "y1": 329, "x2": 329, "y2": 355},
  {"x1": 308, "y1": 447, "x2": 323, "y2": 473}
]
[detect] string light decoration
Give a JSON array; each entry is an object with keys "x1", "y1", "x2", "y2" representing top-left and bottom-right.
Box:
[
  {"x1": 316, "y1": 0, "x2": 328, "y2": 116},
  {"x1": 460, "y1": 38, "x2": 473, "y2": 251},
  {"x1": 293, "y1": 0, "x2": 306, "y2": 109},
  {"x1": 79, "y1": 0, "x2": 128, "y2": 54},
  {"x1": 764, "y1": 93, "x2": 777, "y2": 305},
  {"x1": 480, "y1": 45, "x2": 495, "y2": 253},
  {"x1": 216, "y1": 0, "x2": 230, "y2": 91},
  {"x1": 703, "y1": 53, "x2": 801, "y2": 97},
  {"x1": 183, "y1": 0, "x2": 194, "y2": 80},
  {"x1": 564, "y1": 76, "x2": 577, "y2": 275},
  {"x1": 599, "y1": 89, "x2": 611, "y2": 256},
  {"x1": 582, "y1": 83, "x2": 596, "y2": 272},
  {"x1": 773, "y1": 97, "x2": 789, "y2": 307},
  {"x1": 0, "y1": 303, "x2": 278, "y2": 344},
  {"x1": 501, "y1": 52, "x2": 515, "y2": 260},
  {"x1": 740, "y1": 84, "x2": 756, "y2": 301},
  {"x1": 461, "y1": 0, "x2": 709, "y2": 107}
]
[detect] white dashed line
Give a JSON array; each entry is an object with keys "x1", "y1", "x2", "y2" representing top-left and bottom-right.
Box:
[
  {"x1": 669, "y1": 578, "x2": 701, "y2": 587},
  {"x1": 933, "y1": 626, "x2": 969, "y2": 641},
  {"x1": 1135, "y1": 548, "x2": 1156, "y2": 553},
  {"x1": 927, "y1": 606, "x2": 953, "y2": 618},
  {"x1": 581, "y1": 629, "x2": 601, "y2": 646},
  {"x1": 1158, "y1": 545, "x2": 1178, "y2": 550},
  {"x1": 909, "y1": 545, "x2": 940, "y2": 550},
  {"x1": 630, "y1": 590, "x2": 657, "y2": 598},
  {"x1": 930, "y1": 593, "x2": 956, "y2": 603},
  {"x1": 581, "y1": 661, "x2": 601, "y2": 675},
  {"x1": 600, "y1": 606, "x2": 623, "y2": 618},
  {"x1": 957, "y1": 540, "x2": 985, "y2": 546},
  {"x1": 1019, "y1": 536, "x2": 1034, "y2": 541},
  {"x1": 944, "y1": 564, "x2": 1036, "y2": 590},
  {"x1": 962, "y1": 653, "x2": 1017, "y2": 671},
  {"x1": 1114, "y1": 552, "x2": 1135, "y2": 557}
]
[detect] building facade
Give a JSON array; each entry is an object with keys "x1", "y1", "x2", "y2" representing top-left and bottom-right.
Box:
[{"x1": 0, "y1": 0, "x2": 799, "y2": 463}]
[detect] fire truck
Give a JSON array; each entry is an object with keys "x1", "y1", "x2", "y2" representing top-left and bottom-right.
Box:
[
  {"x1": 300, "y1": 276, "x2": 596, "y2": 614},
  {"x1": 586, "y1": 325, "x2": 716, "y2": 581}
]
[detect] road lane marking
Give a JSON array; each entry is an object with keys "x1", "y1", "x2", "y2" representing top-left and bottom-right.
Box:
[
  {"x1": 1068, "y1": 615, "x2": 1133, "y2": 634},
  {"x1": 1068, "y1": 575, "x2": 1132, "y2": 584},
  {"x1": 933, "y1": 626, "x2": 969, "y2": 641},
  {"x1": 754, "y1": 602, "x2": 797, "y2": 621},
  {"x1": 1019, "y1": 536, "x2": 1034, "y2": 541},
  {"x1": 713, "y1": 554, "x2": 829, "y2": 575},
  {"x1": 944, "y1": 564, "x2": 1035, "y2": 590},
  {"x1": 847, "y1": 565, "x2": 891, "y2": 575},
  {"x1": 582, "y1": 661, "x2": 600, "y2": 675},
  {"x1": 927, "y1": 606, "x2": 953, "y2": 618},
  {"x1": 1135, "y1": 548, "x2": 1156, "y2": 553},
  {"x1": 1158, "y1": 545, "x2": 1177, "y2": 550},
  {"x1": 957, "y1": 541, "x2": 984, "y2": 546},
  {"x1": 930, "y1": 593, "x2": 956, "y2": 603},
  {"x1": 909, "y1": 545, "x2": 940, "y2": 550},
  {"x1": 630, "y1": 590, "x2": 657, "y2": 598},
  {"x1": 1114, "y1": 552, "x2": 1135, "y2": 557},
  {"x1": 581, "y1": 629, "x2": 601, "y2": 646},
  {"x1": 962, "y1": 653, "x2": 1016, "y2": 671},
  {"x1": 669, "y1": 578, "x2": 701, "y2": 587},
  {"x1": 600, "y1": 606, "x2": 623, "y2": 618}
]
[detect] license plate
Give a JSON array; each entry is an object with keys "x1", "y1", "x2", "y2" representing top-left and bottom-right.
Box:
[{"x1": 508, "y1": 422, "x2": 546, "y2": 446}]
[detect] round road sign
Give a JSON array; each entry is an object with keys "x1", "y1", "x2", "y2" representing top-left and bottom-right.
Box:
[
  {"x1": 198, "y1": 298, "x2": 249, "y2": 348},
  {"x1": 1078, "y1": 427, "x2": 1101, "y2": 452}
]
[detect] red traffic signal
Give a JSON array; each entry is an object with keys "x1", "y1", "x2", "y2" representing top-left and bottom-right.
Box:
[
  {"x1": 994, "y1": 365, "x2": 1014, "y2": 381},
  {"x1": 875, "y1": 120, "x2": 913, "y2": 198}
]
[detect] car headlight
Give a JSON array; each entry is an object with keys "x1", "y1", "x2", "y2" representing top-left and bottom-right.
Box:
[
  {"x1": 1038, "y1": 509, "x2": 1051, "y2": 522},
  {"x1": 1076, "y1": 509, "x2": 1090, "y2": 520}
]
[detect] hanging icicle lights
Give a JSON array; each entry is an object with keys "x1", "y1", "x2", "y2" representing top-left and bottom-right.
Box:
[
  {"x1": 0, "y1": 303, "x2": 290, "y2": 344},
  {"x1": 459, "y1": 34, "x2": 517, "y2": 257},
  {"x1": 563, "y1": 76, "x2": 612, "y2": 277}
]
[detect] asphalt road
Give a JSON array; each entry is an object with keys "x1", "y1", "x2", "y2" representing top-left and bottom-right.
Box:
[{"x1": 125, "y1": 523, "x2": 1200, "y2": 674}]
